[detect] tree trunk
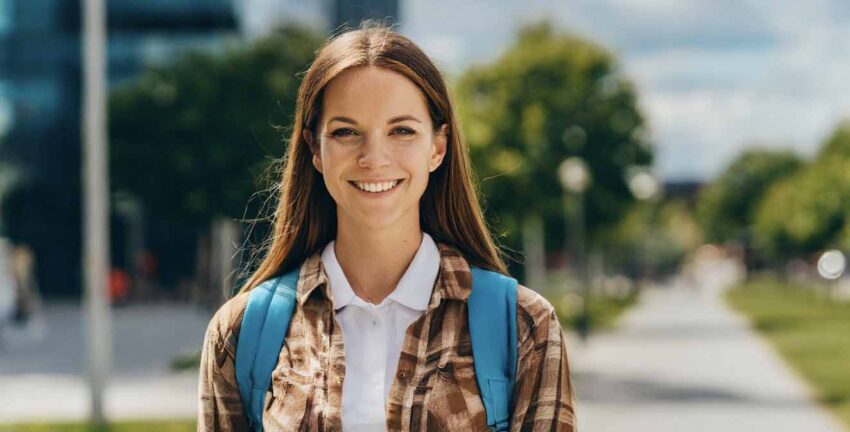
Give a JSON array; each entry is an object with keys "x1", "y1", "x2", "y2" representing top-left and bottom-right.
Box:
[
  {"x1": 210, "y1": 217, "x2": 241, "y2": 302},
  {"x1": 522, "y1": 214, "x2": 547, "y2": 291}
]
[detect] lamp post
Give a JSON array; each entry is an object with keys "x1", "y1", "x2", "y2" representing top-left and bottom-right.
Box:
[
  {"x1": 558, "y1": 158, "x2": 591, "y2": 341},
  {"x1": 626, "y1": 167, "x2": 661, "y2": 284},
  {"x1": 626, "y1": 167, "x2": 660, "y2": 202},
  {"x1": 83, "y1": 0, "x2": 111, "y2": 425},
  {"x1": 817, "y1": 249, "x2": 846, "y2": 299}
]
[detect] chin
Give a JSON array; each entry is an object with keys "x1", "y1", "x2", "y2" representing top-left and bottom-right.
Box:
[
  {"x1": 344, "y1": 204, "x2": 416, "y2": 231},
  {"x1": 354, "y1": 214, "x2": 405, "y2": 230}
]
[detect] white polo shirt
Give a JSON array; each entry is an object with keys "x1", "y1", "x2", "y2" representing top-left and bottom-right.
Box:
[{"x1": 320, "y1": 232, "x2": 440, "y2": 432}]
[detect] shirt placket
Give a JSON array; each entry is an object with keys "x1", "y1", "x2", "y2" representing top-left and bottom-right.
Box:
[
  {"x1": 393, "y1": 298, "x2": 442, "y2": 431},
  {"x1": 322, "y1": 297, "x2": 346, "y2": 431},
  {"x1": 365, "y1": 304, "x2": 389, "y2": 421}
]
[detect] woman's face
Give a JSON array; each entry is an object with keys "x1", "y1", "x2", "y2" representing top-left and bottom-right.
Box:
[{"x1": 310, "y1": 66, "x2": 447, "y2": 232}]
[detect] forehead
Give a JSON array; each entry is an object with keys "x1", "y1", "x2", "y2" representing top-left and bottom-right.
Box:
[{"x1": 321, "y1": 66, "x2": 430, "y2": 124}]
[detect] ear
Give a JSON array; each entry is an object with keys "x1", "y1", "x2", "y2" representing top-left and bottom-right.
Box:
[
  {"x1": 429, "y1": 124, "x2": 448, "y2": 173},
  {"x1": 304, "y1": 129, "x2": 323, "y2": 173}
]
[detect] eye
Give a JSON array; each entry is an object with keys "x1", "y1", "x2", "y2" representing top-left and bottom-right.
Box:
[
  {"x1": 329, "y1": 128, "x2": 357, "y2": 138},
  {"x1": 391, "y1": 127, "x2": 416, "y2": 136}
]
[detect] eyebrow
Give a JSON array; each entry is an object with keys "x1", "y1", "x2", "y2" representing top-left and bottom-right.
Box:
[{"x1": 326, "y1": 115, "x2": 423, "y2": 125}]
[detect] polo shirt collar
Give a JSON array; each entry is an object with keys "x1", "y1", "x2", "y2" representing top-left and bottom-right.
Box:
[{"x1": 319, "y1": 232, "x2": 440, "y2": 312}]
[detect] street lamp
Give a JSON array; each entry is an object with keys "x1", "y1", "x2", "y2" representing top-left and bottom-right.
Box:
[
  {"x1": 559, "y1": 158, "x2": 591, "y2": 193},
  {"x1": 83, "y1": 0, "x2": 111, "y2": 425},
  {"x1": 818, "y1": 249, "x2": 846, "y2": 299},
  {"x1": 626, "y1": 167, "x2": 660, "y2": 202},
  {"x1": 626, "y1": 166, "x2": 661, "y2": 285},
  {"x1": 558, "y1": 158, "x2": 591, "y2": 341}
]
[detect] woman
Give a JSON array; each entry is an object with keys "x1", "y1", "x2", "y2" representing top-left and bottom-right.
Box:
[{"x1": 198, "y1": 23, "x2": 576, "y2": 432}]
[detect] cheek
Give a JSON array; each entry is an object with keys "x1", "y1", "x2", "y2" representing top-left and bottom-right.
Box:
[
  {"x1": 320, "y1": 145, "x2": 352, "y2": 176},
  {"x1": 316, "y1": 148, "x2": 349, "y2": 199},
  {"x1": 399, "y1": 141, "x2": 434, "y2": 172},
  {"x1": 399, "y1": 148, "x2": 435, "y2": 200}
]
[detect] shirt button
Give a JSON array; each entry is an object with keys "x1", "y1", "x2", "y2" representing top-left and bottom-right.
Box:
[{"x1": 370, "y1": 318, "x2": 380, "y2": 327}]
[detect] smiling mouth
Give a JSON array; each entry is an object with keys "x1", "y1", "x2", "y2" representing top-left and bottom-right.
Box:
[{"x1": 348, "y1": 179, "x2": 404, "y2": 194}]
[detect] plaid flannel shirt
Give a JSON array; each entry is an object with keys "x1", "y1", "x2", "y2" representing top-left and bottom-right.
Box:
[{"x1": 198, "y1": 242, "x2": 576, "y2": 431}]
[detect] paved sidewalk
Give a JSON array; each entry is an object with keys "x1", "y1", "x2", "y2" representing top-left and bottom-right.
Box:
[
  {"x1": 567, "y1": 277, "x2": 846, "y2": 432},
  {"x1": 0, "y1": 373, "x2": 199, "y2": 422},
  {"x1": 0, "y1": 302, "x2": 211, "y2": 423}
]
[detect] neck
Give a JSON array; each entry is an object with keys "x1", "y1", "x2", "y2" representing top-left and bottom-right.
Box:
[{"x1": 334, "y1": 218, "x2": 424, "y2": 304}]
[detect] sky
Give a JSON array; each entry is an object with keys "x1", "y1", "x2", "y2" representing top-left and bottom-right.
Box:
[{"x1": 398, "y1": 0, "x2": 850, "y2": 182}]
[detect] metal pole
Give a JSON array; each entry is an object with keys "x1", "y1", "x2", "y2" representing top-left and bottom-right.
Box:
[
  {"x1": 564, "y1": 191, "x2": 589, "y2": 342},
  {"x1": 575, "y1": 191, "x2": 590, "y2": 342},
  {"x1": 82, "y1": 0, "x2": 111, "y2": 425}
]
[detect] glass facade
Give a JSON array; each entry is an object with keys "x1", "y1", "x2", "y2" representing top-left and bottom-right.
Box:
[
  {"x1": 334, "y1": 0, "x2": 399, "y2": 29},
  {"x1": 0, "y1": 0, "x2": 237, "y2": 296}
]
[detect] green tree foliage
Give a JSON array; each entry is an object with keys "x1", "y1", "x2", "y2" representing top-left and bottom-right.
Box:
[
  {"x1": 754, "y1": 122, "x2": 850, "y2": 258},
  {"x1": 109, "y1": 26, "x2": 323, "y2": 227},
  {"x1": 816, "y1": 120, "x2": 850, "y2": 161},
  {"x1": 455, "y1": 22, "x2": 653, "y2": 249},
  {"x1": 601, "y1": 198, "x2": 703, "y2": 276},
  {"x1": 696, "y1": 149, "x2": 803, "y2": 244}
]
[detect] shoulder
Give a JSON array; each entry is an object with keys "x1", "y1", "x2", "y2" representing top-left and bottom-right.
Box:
[
  {"x1": 515, "y1": 283, "x2": 561, "y2": 345},
  {"x1": 203, "y1": 290, "x2": 251, "y2": 349},
  {"x1": 204, "y1": 274, "x2": 301, "y2": 347}
]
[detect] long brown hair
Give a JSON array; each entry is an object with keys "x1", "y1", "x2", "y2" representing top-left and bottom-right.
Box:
[{"x1": 240, "y1": 23, "x2": 507, "y2": 293}]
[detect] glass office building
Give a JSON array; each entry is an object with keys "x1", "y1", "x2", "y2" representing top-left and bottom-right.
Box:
[{"x1": 0, "y1": 0, "x2": 237, "y2": 296}]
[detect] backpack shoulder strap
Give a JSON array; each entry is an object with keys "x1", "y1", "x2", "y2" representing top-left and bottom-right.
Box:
[
  {"x1": 235, "y1": 268, "x2": 300, "y2": 432},
  {"x1": 468, "y1": 266, "x2": 518, "y2": 431}
]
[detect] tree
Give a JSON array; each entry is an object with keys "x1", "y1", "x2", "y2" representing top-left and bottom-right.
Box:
[
  {"x1": 696, "y1": 149, "x2": 803, "y2": 245},
  {"x1": 455, "y1": 22, "x2": 652, "y2": 278},
  {"x1": 110, "y1": 25, "x2": 323, "y2": 227},
  {"x1": 601, "y1": 198, "x2": 703, "y2": 278},
  {"x1": 753, "y1": 122, "x2": 850, "y2": 259},
  {"x1": 109, "y1": 26, "x2": 323, "y2": 295}
]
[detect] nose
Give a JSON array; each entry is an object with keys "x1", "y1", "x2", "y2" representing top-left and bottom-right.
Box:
[{"x1": 357, "y1": 135, "x2": 391, "y2": 169}]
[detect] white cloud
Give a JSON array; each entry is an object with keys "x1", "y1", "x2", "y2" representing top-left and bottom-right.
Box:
[
  {"x1": 644, "y1": 89, "x2": 831, "y2": 180},
  {"x1": 639, "y1": 1, "x2": 850, "y2": 179},
  {"x1": 408, "y1": 0, "x2": 850, "y2": 181}
]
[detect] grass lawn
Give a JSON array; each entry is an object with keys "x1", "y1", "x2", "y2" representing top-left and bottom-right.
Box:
[
  {"x1": 726, "y1": 278, "x2": 850, "y2": 429},
  {"x1": 0, "y1": 420, "x2": 195, "y2": 432}
]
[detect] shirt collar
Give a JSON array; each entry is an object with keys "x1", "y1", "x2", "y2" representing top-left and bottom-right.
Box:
[
  {"x1": 428, "y1": 241, "x2": 473, "y2": 305},
  {"x1": 318, "y1": 233, "x2": 440, "y2": 311},
  {"x1": 319, "y1": 239, "x2": 355, "y2": 310},
  {"x1": 385, "y1": 232, "x2": 439, "y2": 311},
  {"x1": 295, "y1": 235, "x2": 473, "y2": 309}
]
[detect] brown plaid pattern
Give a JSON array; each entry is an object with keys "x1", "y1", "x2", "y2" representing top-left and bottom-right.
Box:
[{"x1": 198, "y1": 242, "x2": 576, "y2": 431}]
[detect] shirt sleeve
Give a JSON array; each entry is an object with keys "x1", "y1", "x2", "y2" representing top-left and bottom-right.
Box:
[
  {"x1": 510, "y1": 286, "x2": 577, "y2": 431},
  {"x1": 197, "y1": 295, "x2": 251, "y2": 432}
]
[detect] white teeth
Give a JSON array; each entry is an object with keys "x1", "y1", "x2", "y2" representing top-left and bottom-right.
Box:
[{"x1": 355, "y1": 180, "x2": 400, "y2": 193}]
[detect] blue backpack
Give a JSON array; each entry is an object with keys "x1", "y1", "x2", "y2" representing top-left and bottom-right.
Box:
[{"x1": 235, "y1": 266, "x2": 518, "y2": 431}]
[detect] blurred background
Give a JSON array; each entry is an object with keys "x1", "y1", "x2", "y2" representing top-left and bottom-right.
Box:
[{"x1": 1, "y1": 0, "x2": 849, "y2": 430}]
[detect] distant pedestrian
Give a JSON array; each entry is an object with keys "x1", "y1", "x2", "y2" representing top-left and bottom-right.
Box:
[
  {"x1": 10, "y1": 244, "x2": 41, "y2": 324},
  {"x1": 197, "y1": 23, "x2": 576, "y2": 431},
  {"x1": 0, "y1": 238, "x2": 14, "y2": 340}
]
